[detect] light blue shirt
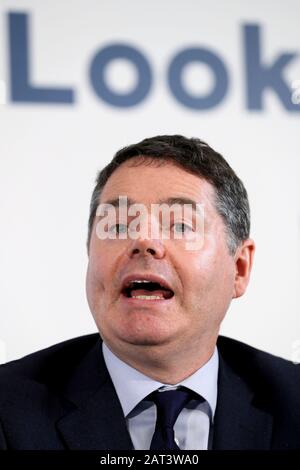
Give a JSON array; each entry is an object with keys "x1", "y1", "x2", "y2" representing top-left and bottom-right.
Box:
[{"x1": 102, "y1": 342, "x2": 219, "y2": 450}]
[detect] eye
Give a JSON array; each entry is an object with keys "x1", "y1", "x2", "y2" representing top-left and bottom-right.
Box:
[
  {"x1": 172, "y1": 222, "x2": 193, "y2": 233},
  {"x1": 109, "y1": 223, "x2": 128, "y2": 234}
]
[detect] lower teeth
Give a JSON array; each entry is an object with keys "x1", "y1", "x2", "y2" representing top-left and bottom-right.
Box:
[{"x1": 131, "y1": 295, "x2": 163, "y2": 300}]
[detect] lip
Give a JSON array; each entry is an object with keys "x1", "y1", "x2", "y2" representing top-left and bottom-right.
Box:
[
  {"x1": 120, "y1": 273, "x2": 174, "y2": 293},
  {"x1": 120, "y1": 295, "x2": 174, "y2": 307}
]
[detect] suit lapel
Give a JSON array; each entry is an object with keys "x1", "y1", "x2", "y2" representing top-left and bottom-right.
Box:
[
  {"x1": 212, "y1": 351, "x2": 273, "y2": 450},
  {"x1": 56, "y1": 338, "x2": 134, "y2": 450},
  {"x1": 55, "y1": 334, "x2": 274, "y2": 450}
]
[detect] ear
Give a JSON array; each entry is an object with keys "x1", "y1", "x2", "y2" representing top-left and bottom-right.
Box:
[{"x1": 233, "y1": 238, "x2": 255, "y2": 299}]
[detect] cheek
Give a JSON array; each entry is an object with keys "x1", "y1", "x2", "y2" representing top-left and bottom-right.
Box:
[
  {"x1": 180, "y1": 253, "x2": 214, "y2": 288},
  {"x1": 87, "y1": 263, "x2": 103, "y2": 295},
  {"x1": 88, "y1": 240, "x2": 114, "y2": 278},
  {"x1": 86, "y1": 242, "x2": 124, "y2": 301},
  {"x1": 180, "y1": 252, "x2": 233, "y2": 303},
  {"x1": 86, "y1": 250, "x2": 109, "y2": 308}
]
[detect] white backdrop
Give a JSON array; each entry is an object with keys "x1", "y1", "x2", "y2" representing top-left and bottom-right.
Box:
[{"x1": 1, "y1": 0, "x2": 300, "y2": 363}]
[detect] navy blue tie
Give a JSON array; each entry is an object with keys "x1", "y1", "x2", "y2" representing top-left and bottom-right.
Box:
[{"x1": 148, "y1": 387, "x2": 194, "y2": 450}]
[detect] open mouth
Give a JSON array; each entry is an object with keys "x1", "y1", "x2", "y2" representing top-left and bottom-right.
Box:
[{"x1": 121, "y1": 279, "x2": 174, "y2": 300}]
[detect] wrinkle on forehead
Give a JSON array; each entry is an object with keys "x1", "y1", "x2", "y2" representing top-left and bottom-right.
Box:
[{"x1": 99, "y1": 159, "x2": 224, "y2": 230}]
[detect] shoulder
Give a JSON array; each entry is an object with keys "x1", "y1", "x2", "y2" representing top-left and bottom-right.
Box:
[
  {"x1": 0, "y1": 334, "x2": 104, "y2": 449},
  {"x1": 217, "y1": 335, "x2": 300, "y2": 398},
  {"x1": 217, "y1": 335, "x2": 298, "y2": 369},
  {"x1": 0, "y1": 333, "x2": 100, "y2": 398}
]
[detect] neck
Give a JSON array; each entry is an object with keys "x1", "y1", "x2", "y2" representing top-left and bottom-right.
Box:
[{"x1": 104, "y1": 334, "x2": 218, "y2": 384}]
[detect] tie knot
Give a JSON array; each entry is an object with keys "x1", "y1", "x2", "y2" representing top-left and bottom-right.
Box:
[{"x1": 149, "y1": 387, "x2": 194, "y2": 429}]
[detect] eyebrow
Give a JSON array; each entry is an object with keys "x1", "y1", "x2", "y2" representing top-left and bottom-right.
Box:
[{"x1": 100, "y1": 196, "x2": 201, "y2": 212}]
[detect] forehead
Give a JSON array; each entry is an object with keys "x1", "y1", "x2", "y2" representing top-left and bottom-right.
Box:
[{"x1": 100, "y1": 158, "x2": 216, "y2": 210}]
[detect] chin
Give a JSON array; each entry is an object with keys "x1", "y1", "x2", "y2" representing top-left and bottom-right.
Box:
[
  {"x1": 115, "y1": 326, "x2": 173, "y2": 348},
  {"x1": 100, "y1": 313, "x2": 177, "y2": 349}
]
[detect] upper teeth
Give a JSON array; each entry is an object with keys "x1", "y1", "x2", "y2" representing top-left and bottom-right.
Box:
[{"x1": 132, "y1": 279, "x2": 151, "y2": 283}]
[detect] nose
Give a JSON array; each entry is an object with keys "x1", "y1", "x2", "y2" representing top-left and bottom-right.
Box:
[{"x1": 127, "y1": 237, "x2": 165, "y2": 259}]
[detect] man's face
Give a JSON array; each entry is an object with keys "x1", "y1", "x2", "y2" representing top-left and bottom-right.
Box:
[{"x1": 86, "y1": 159, "x2": 241, "y2": 357}]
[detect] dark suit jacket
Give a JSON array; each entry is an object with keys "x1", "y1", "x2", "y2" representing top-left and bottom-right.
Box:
[{"x1": 0, "y1": 333, "x2": 299, "y2": 450}]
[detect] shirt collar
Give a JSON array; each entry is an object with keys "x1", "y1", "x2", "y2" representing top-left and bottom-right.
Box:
[{"x1": 102, "y1": 341, "x2": 218, "y2": 419}]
